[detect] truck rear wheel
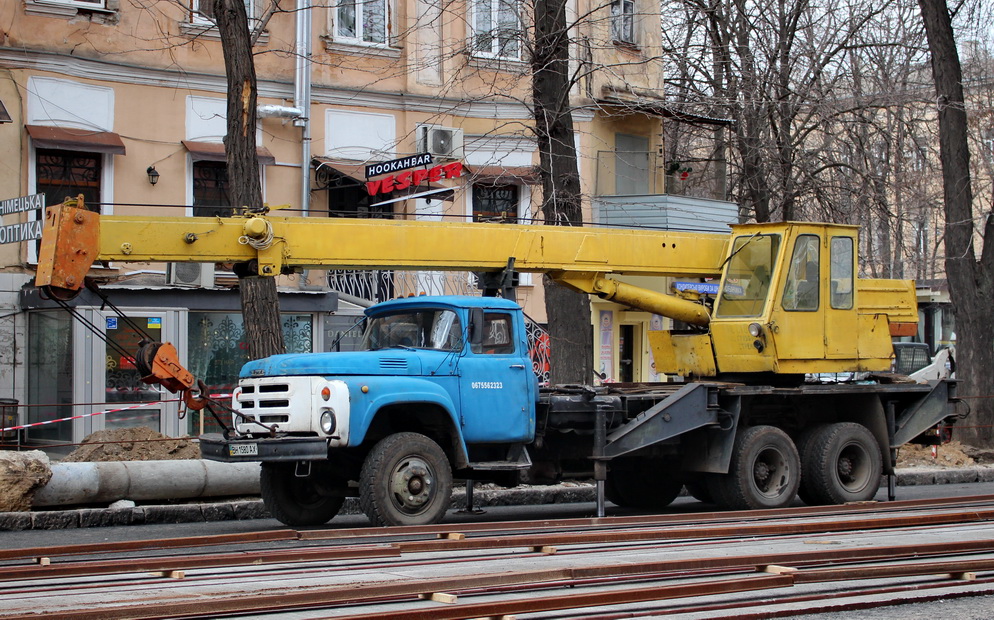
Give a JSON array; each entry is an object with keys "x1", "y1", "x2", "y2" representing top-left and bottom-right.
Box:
[
  {"x1": 799, "y1": 422, "x2": 882, "y2": 505},
  {"x1": 359, "y1": 432, "x2": 453, "y2": 527},
  {"x1": 708, "y1": 425, "x2": 800, "y2": 510},
  {"x1": 605, "y1": 461, "x2": 683, "y2": 509},
  {"x1": 260, "y1": 462, "x2": 346, "y2": 527}
]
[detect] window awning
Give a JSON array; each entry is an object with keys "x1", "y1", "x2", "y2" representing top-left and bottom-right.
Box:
[
  {"x1": 466, "y1": 165, "x2": 540, "y2": 185},
  {"x1": 26, "y1": 125, "x2": 126, "y2": 154},
  {"x1": 182, "y1": 140, "x2": 276, "y2": 165},
  {"x1": 312, "y1": 157, "x2": 367, "y2": 185}
]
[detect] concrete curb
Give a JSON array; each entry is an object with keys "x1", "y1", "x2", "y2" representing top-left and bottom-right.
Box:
[{"x1": 3, "y1": 467, "x2": 992, "y2": 531}]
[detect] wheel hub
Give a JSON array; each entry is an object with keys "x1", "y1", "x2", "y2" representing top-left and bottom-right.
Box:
[
  {"x1": 389, "y1": 458, "x2": 434, "y2": 510},
  {"x1": 754, "y1": 461, "x2": 771, "y2": 484},
  {"x1": 837, "y1": 456, "x2": 854, "y2": 480}
]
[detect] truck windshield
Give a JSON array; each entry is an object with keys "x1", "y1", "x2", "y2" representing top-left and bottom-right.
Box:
[
  {"x1": 715, "y1": 234, "x2": 781, "y2": 318},
  {"x1": 361, "y1": 309, "x2": 464, "y2": 352}
]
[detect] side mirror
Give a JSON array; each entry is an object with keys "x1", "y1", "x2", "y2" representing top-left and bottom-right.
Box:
[{"x1": 469, "y1": 308, "x2": 485, "y2": 348}]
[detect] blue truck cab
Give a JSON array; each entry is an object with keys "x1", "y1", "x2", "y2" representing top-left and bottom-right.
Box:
[{"x1": 200, "y1": 295, "x2": 539, "y2": 526}]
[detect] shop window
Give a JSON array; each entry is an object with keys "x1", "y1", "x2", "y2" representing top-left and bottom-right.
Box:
[
  {"x1": 26, "y1": 312, "x2": 74, "y2": 444},
  {"x1": 186, "y1": 312, "x2": 313, "y2": 435}
]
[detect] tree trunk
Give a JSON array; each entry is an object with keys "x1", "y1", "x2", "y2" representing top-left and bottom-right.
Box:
[
  {"x1": 918, "y1": 0, "x2": 994, "y2": 447},
  {"x1": 213, "y1": 0, "x2": 286, "y2": 360},
  {"x1": 532, "y1": 0, "x2": 592, "y2": 385}
]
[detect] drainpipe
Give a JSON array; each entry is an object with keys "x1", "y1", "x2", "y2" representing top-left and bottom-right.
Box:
[{"x1": 294, "y1": 0, "x2": 312, "y2": 217}]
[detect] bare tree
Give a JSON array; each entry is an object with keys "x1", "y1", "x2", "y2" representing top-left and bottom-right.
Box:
[
  {"x1": 531, "y1": 0, "x2": 592, "y2": 384},
  {"x1": 213, "y1": 0, "x2": 286, "y2": 360},
  {"x1": 918, "y1": 0, "x2": 994, "y2": 446}
]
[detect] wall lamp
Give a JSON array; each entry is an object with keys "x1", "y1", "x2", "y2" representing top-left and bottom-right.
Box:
[{"x1": 146, "y1": 165, "x2": 160, "y2": 186}]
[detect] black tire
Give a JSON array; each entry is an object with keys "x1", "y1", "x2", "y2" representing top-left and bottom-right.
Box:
[
  {"x1": 359, "y1": 432, "x2": 453, "y2": 526},
  {"x1": 260, "y1": 462, "x2": 346, "y2": 527},
  {"x1": 708, "y1": 425, "x2": 800, "y2": 510},
  {"x1": 795, "y1": 425, "x2": 830, "y2": 506},
  {"x1": 605, "y1": 461, "x2": 683, "y2": 509},
  {"x1": 683, "y1": 475, "x2": 713, "y2": 504},
  {"x1": 800, "y1": 422, "x2": 882, "y2": 505}
]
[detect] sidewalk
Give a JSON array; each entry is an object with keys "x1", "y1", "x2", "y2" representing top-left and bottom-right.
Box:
[{"x1": 4, "y1": 467, "x2": 994, "y2": 531}]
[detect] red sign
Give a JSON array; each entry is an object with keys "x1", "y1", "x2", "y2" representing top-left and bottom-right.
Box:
[{"x1": 365, "y1": 162, "x2": 464, "y2": 197}]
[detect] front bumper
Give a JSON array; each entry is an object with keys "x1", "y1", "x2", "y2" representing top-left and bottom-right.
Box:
[{"x1": 200, "y1": 433, "x2": 329, "y2": 463}]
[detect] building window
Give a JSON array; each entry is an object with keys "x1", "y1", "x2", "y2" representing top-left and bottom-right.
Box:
[
  {"x1": 35, "y1": 148, "x2": 102, "y2": 212},
  {"x1": 472, "y1": 184, "x2": 519, "y2": 223},
  {"x1": 192, "y1": 160, "x2": 233, "y2": 217},
  {"x1": 611, "y1": 0, "x2": 636, "y2": 45},
  {"x1": 192, "y1": 0, "x2": 254, "y2": 22},
  {"x1": 615, "y1": 133, "x2": 650, "y2": 195},
  {"x1": 472, "y1": 0, "x2": 522, "y2": 60},
  {"x1": 337, "y1": 0, "x2": 388, "y2": 44}
]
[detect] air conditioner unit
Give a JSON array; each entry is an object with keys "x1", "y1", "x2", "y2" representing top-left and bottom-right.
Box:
[
  {"x1": 420, "y1": 126, "x2": 464, "y2": 159},
  {"x1": 166, "y1": 263, "x2": 215, "y2": 288}
]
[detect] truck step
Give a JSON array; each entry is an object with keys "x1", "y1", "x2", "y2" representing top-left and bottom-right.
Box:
[{"x1": 468, "y1": 445, "x2": 532, "y2": 471}]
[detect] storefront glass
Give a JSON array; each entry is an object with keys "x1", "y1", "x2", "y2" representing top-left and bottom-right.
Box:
[{"x1": 186, "y1": 312, "x2": 313, "y2": 435}]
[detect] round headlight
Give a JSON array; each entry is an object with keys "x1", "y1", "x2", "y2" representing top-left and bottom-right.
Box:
[
  {"x1": 320, "y1": 410, "x2": 337, "y2": 434},
  {"x1": 748, "y1": 322, "x2": 763, "y2": 337}
]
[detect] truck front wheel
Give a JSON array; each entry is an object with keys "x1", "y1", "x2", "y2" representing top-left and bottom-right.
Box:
[
  {"x1": 359, "y1": 432, "x2": 453, "y2": 527},
  {"x1": 708, "y1": 425, "x2": 800, "y2": 510},
  {"x1": 260, "y1": 462, "x2": 346, "y2": 526},
  {"x1": 799, "y1": 422, "x2": 882, "y2": 505}
]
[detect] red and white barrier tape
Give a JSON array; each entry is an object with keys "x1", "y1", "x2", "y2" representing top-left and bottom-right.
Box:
[{"x1": 0, "y1": 393, "x2": 232, "y2": 433}]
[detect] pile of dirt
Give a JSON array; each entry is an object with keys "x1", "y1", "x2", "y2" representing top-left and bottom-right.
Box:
[
  {"x1": 0, "y1": 451, "x2": 53, "y2": 512},
  {"x1": 62, "y1": 426, "x2": 201, "y2": 462},
  {"x1": 896, "y1": 440, "x2": 976, "y2": 468}
]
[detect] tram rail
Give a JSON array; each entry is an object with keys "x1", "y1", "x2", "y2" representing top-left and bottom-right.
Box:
[{"x1": 3, "y1": 494, "x2": 994, "y2": 618}]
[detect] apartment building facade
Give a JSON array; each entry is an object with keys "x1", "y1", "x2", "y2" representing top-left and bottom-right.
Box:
[{"x1": 0, "y1": 0, "x2": 735, "y2": 451}]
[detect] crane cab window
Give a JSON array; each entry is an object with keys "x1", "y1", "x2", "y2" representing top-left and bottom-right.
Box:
[
  {"x1": 472, "y1": 312, "x2": 515, "y2": 355},
  {"x1": 830, "y1": 236, "x2": 854, "y2": 309},
  {"x1": 783, "y1": 235, "x2": 820, "y2": 311},
  {"x1": 716, "y1": 234, "x2": 781, "y2": 318}
]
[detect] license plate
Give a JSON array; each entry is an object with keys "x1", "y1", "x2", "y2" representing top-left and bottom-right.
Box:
[{"x1": 229, "y1": 443, "x2": 258, "y2": 457}]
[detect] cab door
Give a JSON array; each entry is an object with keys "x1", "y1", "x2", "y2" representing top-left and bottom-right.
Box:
[
  {"x1": 457, "y1": 310, "x2": 535, "y2": 443},
  {"x1": 771, "y1": 234, "x2": 824, "y2": 360},
  {"x1": 824, "y1": 235, "x2": 858, "y2": 359}
]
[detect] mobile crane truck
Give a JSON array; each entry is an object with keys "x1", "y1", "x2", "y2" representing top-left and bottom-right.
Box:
[{"x1": 35, "y1": 197, "x2": 962, "y2": 526}]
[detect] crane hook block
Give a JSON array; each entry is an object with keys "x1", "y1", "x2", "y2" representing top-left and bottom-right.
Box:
[{"x1": 136, "y1": 341, "x2": 196, "y2": 394}]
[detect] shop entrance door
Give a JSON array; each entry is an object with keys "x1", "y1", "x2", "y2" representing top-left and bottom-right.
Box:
[{"x1": 87, "y1": 310, "x2": 182, "y2": 437}]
